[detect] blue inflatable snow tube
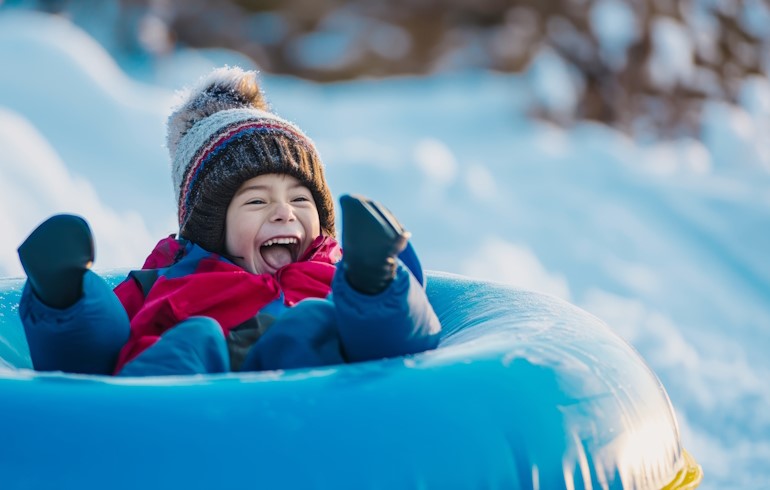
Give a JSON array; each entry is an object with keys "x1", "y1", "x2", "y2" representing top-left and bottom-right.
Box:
[{"x1": 0, "y1": 271, "x2": 699, "y2": 489}]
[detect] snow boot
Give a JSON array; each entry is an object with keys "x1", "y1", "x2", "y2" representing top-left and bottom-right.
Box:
[
  {"x1": 339, "y1": 194, "x2": 410, "y2": 295},
  {"x1": 17, "y1": 214, "x2": 94, "y2": 309}
]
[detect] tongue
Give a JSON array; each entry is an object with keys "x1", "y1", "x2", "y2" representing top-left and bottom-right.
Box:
[{"x1": 261, "y1": 245, "x2": 293, "y2": 270}]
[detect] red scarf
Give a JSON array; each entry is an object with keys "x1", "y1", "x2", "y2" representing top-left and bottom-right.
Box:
[{"x1": 113, "y1": 235, "x2": 341, "y2": 373}]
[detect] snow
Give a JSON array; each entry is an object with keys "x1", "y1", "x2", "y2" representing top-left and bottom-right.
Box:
[
  {"x1": 413, "y1": 138, "x2": 458, "y2": 186},
  {"x1": 0, "y1": 108, "x2": 155, "y2": 273},
  {"x1": 525, "y1": 47, "x2": 583, "y2": 120},
  {"x1": 648, "y1": 16, "x2": 696, "y2": 90},
  {"x1": 1, "y1": 8, "x2": 769, "y2": 489},
  {"x1": 741, "y1": 0, "x2": 770, "y2": 39},
  {"x1": 590, "y1": 0, "x2": 640, "y2": 70},
  {"x1": 0, "y1": 10, "x2": 174, "y2": 238},
  {"x1": 461, "y1": 238, "x2": 572, "y2": 301}
]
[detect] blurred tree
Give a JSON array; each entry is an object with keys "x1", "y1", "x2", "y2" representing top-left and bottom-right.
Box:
[{"x1": 7, "y1": 0, "x2": 770, "y2": 139}]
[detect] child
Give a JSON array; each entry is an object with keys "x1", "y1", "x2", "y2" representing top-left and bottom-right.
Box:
[{"x1": 17, "y1": 67, "x2": 441, "y2": 376}]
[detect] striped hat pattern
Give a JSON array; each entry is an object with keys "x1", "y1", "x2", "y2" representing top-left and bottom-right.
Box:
[{"x1": 166, "y1": 67, "x2": 335, "y2": 255}]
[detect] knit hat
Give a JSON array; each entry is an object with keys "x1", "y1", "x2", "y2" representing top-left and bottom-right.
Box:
[{"x1": 166, "y1": 66, "x2": 335, "y2": 255}]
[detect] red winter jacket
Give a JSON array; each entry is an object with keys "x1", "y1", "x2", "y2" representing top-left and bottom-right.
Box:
[{"x1": 112, "y1": 235, "x2": 341, "y2": 373}]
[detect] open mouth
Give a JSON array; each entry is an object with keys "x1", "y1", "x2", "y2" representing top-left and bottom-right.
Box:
[{"x1": 260, "y1": 236, "x2": 300, "y2": 270}]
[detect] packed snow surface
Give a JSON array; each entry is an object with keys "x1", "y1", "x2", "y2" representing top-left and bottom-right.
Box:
[{"x1": 1, "y1": 10, "x2": 769, "y2": 489}]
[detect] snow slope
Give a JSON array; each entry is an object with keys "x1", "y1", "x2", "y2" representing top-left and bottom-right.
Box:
[{"x1": 1, "y1": 10, "x2": 769, "y2": 488}]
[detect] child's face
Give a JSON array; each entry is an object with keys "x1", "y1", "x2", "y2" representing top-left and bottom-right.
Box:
[{"x1": 225, "y1": 173, "x2": 321, "y2": 274}]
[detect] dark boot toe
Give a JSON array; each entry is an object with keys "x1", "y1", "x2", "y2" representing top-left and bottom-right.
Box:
[
  {"x1": 340, "y1": 195, "x2": 410, "y2": 295},
  {"x1": 18, "y1": 214, "x2": 94, "y2": 309}
]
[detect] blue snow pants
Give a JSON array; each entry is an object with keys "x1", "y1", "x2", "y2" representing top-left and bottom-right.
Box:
[
  {"x1": 19, "y1": 271, "x2": 129, "y2": 375},
  {"x1": 19, "y1": 262, "x2": 441, "y2": 376}
]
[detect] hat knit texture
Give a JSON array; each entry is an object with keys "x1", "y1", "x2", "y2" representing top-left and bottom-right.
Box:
[{"x1": 167, "y1": 66, "x2": 334, "y2": 255}]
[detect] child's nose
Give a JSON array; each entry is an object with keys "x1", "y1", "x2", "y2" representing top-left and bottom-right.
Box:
[{"x1": 271, "y1": 202, "x2": 296, "y2": 222}]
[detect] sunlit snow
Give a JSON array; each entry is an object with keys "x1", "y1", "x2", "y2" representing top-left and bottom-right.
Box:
[{"x1": 1, "y1": 8, "x2": 769, "y2": 489}]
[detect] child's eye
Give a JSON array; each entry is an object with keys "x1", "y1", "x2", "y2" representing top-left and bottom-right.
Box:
[
  {"x1": 246, "y1": 199, "x2": 265, "y2": 205},
  {"x1": 292, "y1": 196, "x2": 310, "y2": 203}
]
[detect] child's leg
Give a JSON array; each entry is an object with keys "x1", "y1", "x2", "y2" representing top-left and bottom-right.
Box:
[
  {"x1": 116, "y1": 317, "x2": 229, "y2": 376},
  {"x1": 334, "y1": 194, "x2": 440, "y2": 362},
  {"x1": 20, "y1": 270, "x2": 130, "y2": 375},
  {"x1": 332, "y1": 262, "x2": 441, "y2": 362},
  {"x1": 240, "y1": 298, "x2": 345, "y2": 372},
  {"x1": 338, "y1": 194, "x2": 409, "y2": 295}
]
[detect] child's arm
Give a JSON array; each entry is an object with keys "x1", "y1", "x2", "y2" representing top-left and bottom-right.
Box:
[{"x1": 334, "y1": 195, "x2": 441, "y2": 362}]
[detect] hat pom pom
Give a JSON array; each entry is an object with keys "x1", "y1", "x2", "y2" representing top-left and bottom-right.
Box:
[{"x1": 166, "y1": 66, "x2": 269, "y2": 159}]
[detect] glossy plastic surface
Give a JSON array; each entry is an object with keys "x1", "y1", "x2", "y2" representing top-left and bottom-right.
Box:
[{"x1": 0, "y1": 271, "x2": 695, "y2": 489}]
